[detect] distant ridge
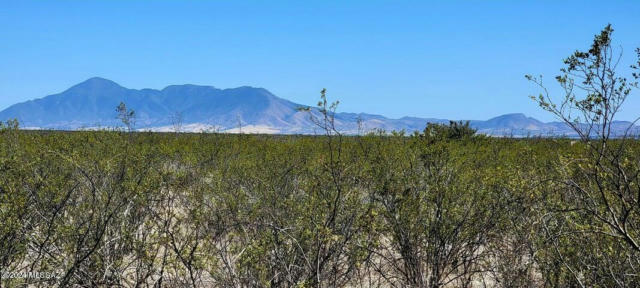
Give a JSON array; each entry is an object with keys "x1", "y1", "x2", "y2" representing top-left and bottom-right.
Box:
[{"x1": 1, "y1": 77, "x2": 638, "y2": 136}]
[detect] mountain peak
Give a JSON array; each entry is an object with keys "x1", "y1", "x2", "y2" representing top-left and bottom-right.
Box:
[
  {"x1": 67, "y1": 77, "x2": 124, "y2": 92},
  {"x1": 4, "y1": 79, "x2": 633, "y2": 136},
  {"x1": 82, "y1": 77, "x2": 120, "y2": 86},
  {"x1": 162, "y1": 84, "x2": 217, "y2": 92},
  {"x1": 491, "y1": 113, "x2": 528, "y2": 120},
  {"x1": 475, "y1": 113, "x2": 544, "y2": 131}
]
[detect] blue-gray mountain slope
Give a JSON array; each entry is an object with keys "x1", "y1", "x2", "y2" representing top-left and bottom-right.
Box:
[{"x1": 0, "y1": 77, "x2": 637, "y2": 136}]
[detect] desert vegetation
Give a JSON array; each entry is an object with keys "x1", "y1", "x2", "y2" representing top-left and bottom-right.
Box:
[{"x1": 0, "y1": 26, "x2": 639, "y2": 288}]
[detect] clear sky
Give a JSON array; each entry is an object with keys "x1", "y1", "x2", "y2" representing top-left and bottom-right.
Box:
[{"x1": 1, "y1": 1, "x2": 639, "y2": 121}]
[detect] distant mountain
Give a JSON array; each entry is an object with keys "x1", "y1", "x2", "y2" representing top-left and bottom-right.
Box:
[
  {"x1": 0, "y1": 77, "x2": 308, "y2": 132},
  {"x1": 470, "y1": 113, "x2": 546, "y2": 136},
  {"x1": 0, "y1": 77, "x2": 638, "y2": 136}
]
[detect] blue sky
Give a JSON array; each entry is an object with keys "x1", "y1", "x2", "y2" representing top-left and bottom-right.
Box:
[{"x1": 1, "y1": 1, "x2": 639, "y2": 121}]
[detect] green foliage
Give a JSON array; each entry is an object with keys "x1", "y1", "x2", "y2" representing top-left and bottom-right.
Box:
[
  {"x1": 526, "y1": 24, "x2": 638, "y2": 140},
  {"x1": 116, "y1": 102, "x2": 136, "y2": 132},
  {"x1": 0, "y1": 119, "x2": 19, "y2": 131},
  {"x1": 2, "y1": 128, "x2": 637, "y2": 287},
  {"x1": 526, "y1": 24, "x2": 640, "y2": 287},
  {"x1": 0, "y1": 24, "x2": 639, "y2": 288},
  {"x1": 420, "y1": 120, "x2": 477, "y2": 141}
]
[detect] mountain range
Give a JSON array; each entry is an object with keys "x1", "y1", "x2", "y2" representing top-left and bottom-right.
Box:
[{"x1": 1, "y1": 77, "x2": 637, "y2": 137}]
